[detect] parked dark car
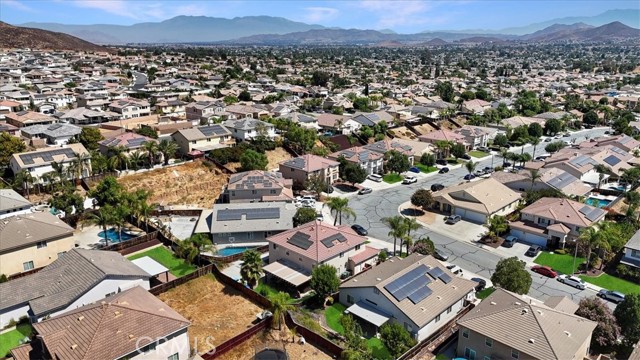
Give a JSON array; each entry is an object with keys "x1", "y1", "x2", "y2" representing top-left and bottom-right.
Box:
[
  {"x1": 463, "y1": 174, "x2": 476, "y2": 180},
  {"x1": 502, "y1": 235, "x2": 517, "y2": 248},
  {"x1": 431, "y1": 183, "x2": 445, "y2": 191},
  {"x1": 351, "y1": 224, "x2": 368, "y2": 236},
  {"x1": 483, "y1": 167, "x2": 494, "y2": 173},
  {"x1": 434, "y1": 248, "x2": 449, "y2": 261},
  {"x1": 461, "y1": 154, "x2": 471, "y2": 160},
  {"x1": 525, "y1": 245, "x2": 542, "y2": 257},
  {"x1": 445, "y1": 215, "x2": 462, "y2": 224},
  {"x1": 325, "y1": 185, "x2": 334, "y2": 194},
  {"x1": 358, "y1": 187, "x2": 373, "y2": 195},
  {"x1": 531, "y1": 265, "x2": 558, "y2": 278},
  {"x1": 438, "y1": 167, "x2": 449, "y2": 174},
  {"x1": 471, "y1": 278, "x2": 486, "y2": 292},
  {"x1": 409, "y1": 166, "x2": 420, "y2": 173},
  {"x1": 436, "y1": 159, "x2": 448, "y2": 166},
  {"x1": 503, "y1": 162, "x2": 512, "y2": 167},
  {"x1": 476, "y1": 146, "x2": 490, "y2": 152}
]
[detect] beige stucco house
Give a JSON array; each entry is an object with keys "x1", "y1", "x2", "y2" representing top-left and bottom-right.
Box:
[
  {"x1": 171, "y1": 124, "x2": 234, "y2": 155},
  {"x1": 278, "y1": 154, "x2": 340, "y2": 188}
]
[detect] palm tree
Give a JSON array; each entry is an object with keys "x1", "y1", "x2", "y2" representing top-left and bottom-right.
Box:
[
  {"x1": 14, "y1": 170, "x2": 34, "y2": 199},
  {"x1": 402, "y1": 235, "x2": 414, "y2": 256},
  {"x1": 528, "y1": 169, "x2": 542, "y2": 190},
  {"x1": 51, "y1": 161, "x2": 67, "y2": 185},
  {"x1": 577, "y1": 226, "x2": 610, "y2": 272},
  {"x1": 111, "y1": 204, "x2": 130, "y2": 243},
  {"x1": 176, "y1": 239, "x2": 199, "y2": 264},
  {"x1": 84, "y1": 206, "x2": 115, "y2": 246},
  {"x1": 531, "y1": 137, "x2": 541, "y2": 159},
  {"x1": 128, "y1": 151, "x2": 145, "y2": 171},
  {"x1": 403, "y1": 216, "x2": 421, "y2": 237},
  {"x1": 499, "y1": 148, "x2": 509, "y2": 167},
  {"x1": 240, "y1": 249, "x2": 263, "y2": 289},
  {"x1": 158, "y1": 139, "x2": 179, "y2": 166},
  {"x1": 187, "y1": 233, "x2": 215, "y2": 266},
  {"x1": 269, "y1": 291, "x2": 294, "y2": 330},
  {"x1": 519, "y1": 153, "x2": 532, "y2": 167},
  {"x1": 325, "y1": 197, "x2": 356, "y2": 226},
  {"x1": 382, "y1": 215, "x2": 407, "y2": 256},
  {"x1": 108, "y1": 146, "x2": 130, "y2": 171},
  {"x1": 465, "y1": 160, "x2": 477, "y2": 177},
  {"x1": 434, "y1": 140, "x2": 452, "y2": 160},
  {"x1": 488, "y1": 215, "x2": 508, "y2": 238},
  {"x1": 142, "y1": 141, "x2": 159, "y2": 168},
  {"x1": 41, "y1": 171, "x2": 56, "y2": 193},
  {"x1": 69, "y1": 152, "x2": 91, "y2": 182},
  {"x1": 594, "y1": 164, "x2": 609, "y2": 190}
]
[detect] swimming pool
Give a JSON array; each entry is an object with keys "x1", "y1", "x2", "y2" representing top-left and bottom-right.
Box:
[
  {"x1": 218, "y1": 246, "x2": 256, "y2": 257},
  {"x1": 97, "y1": 228, "x2": 137, "y2": 243},
  {"x1": 585, "y1": 198, "x2": 612, "y2": 208}
]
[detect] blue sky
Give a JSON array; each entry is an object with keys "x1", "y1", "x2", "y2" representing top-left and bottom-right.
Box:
[{"x1": 1, "y1": 0, "x2": 638, "y2": 33}]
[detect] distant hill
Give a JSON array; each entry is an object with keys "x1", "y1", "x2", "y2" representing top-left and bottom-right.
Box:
[
  {"x1": 21, "y1": 15, "x2": 325, "y2": 44},
  {"x1": 527, "y1": 21, "x2": 640, "y2": 42},
  {"x1": 0, "y1": 22, "x2": 110, "y2": 52},
  {"x1": 521, "y1": 22, "x2": 594, "y2": 40},
  {"x1": 419, "y1": 38, "x2": 448, "y2": 46},
  {"x1": 456, "y1": 36, "x2": 506, "y2": 44}
]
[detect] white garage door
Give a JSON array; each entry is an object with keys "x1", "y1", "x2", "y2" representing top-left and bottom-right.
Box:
[
  {"x1": 510, "y1": 230, "x2": 547, "y2": 247},
  {"x1": 454, "y1": 208, "x2": 486, "y2": 224}
]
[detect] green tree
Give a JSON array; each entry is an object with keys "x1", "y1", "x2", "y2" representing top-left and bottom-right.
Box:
[
  {"x1": 341, "y1": 315, "x2": 373, "y2": 360},
  {"x1": 451, "y1": 143, "x2": 466, "y2": 158},
  {"x1": 488, "y1": 215, "x2": 508, "y2": 237},
  {"x1": 380, "y1": 322, "x2": 417, "y2": 358},
  {"x1": 465, "y1": 160, "x2": 477, "y2": 177},
  {"x1": 411, "y1": 189, "x2": 434, "y2": 210},
  {"x1": 284, "y1": 126, "x2": 317, "y2": 154},
  {"x1": 293, "y1": 207, "x2": 317, "y2": 227},
  {"x1": 239, "y1": 149, "x2": 268, "y2": 171},
  {"x1": 528, "y1": 169, "x2": 542, "y2": 190},
  {"x1": 583, "y1": 110, "x2": 599, "y2": 126},
  {"x1": 528, "y1": 122, "x2": 544, "y2": 138},
  {"x1": 240, "y1": 249, "x2": 263, "y2": 289},
  {"x1": 304, "y1": 174, "x2": 328, "y2": 198},
  {"x1": 578, "y1": 226, "x2": 610, "y2": 271},
  {"x1": 269, "y1": 292, "x2": 294, "y2": 330},
  {"x1": 187, "y1": 233, "x2": 214, "y2": 266},
  {"x1": 223, "y1": 95, "x2": 238, "y2": 105},
  {"x1": 385, "y1": 150, "x2": 410, "y2": 174},
  {"x1": 142, "y1": 141, "x2": 159, "y2": 168},
  {"x1": 310, "y1": 264, "x2": 340, "y2": 299},
  {"x1": 411, "y1": 236, "x2": 435, "y2": 256},
  {"x1": 614, "y1": 293, "x2": 640, "y2": 347},
  {"x1": 544, "y1": 118, "x2": 563, "y2": 135},
  {"x1": 353, "y1": 97, "x2": 372, "y2": 111},
  {"x1": 311, "y1": 71, "x2": 330, "y2": 87},
  {"x1": 135, "y1": 126, "x2": 158, "y2": 139},
  {"x1": 108, "y1": 145, "x2": 130, "y2": 170},
  {"x1": 342, "y1": 163, "x2": 367, "y2": 185},
  {"x1": 491, "y1": 257, "x2": 532, "y2": 295},
  {"x1": 84, "y1": 205, "x2": 115, "y2": 246},
  {"x1": 510, "y1": 125, "x2": 530, "y2": 142},
  {"x1": 575, "y1": 297, "x2": 620, "y2": 349},
  {"x1": 88, "y1": 176, "x2": 124, "y2": 207},
  {"x1": 0, "y1": 132, "x2": 26, "y2": 167},
  {"x1": 158, "y1": 139, "x2": 179, "y2": 165},
  {"x1": 13, "y1": 170, "x2": 34, "y2": 198},
  {"x1": 493, "y1": 134, "x2": 508, "y2": 147},
  {"x1": 49, "y1": 185, "x2": 84, "y2": 219},
  {"x1": 544, "y1": 141, "x2": 566, "y2": 153},
  {"x1": 382, "y1": 215, "x2": 407, "y2": 256},
  {"x1": 435, "y1": 81, "x2": 455, "y2": 102},
  {"x1": 461, "y1": 90, "x2": 476, "y2": 100},
  {"x1": 515, "y1": 91, "x2": 542, "y2": 116},
  {"x1": 77, "y1": 127, "x2": 104, "y2": 151},
  {"x1": 325, "y1": 197, "x2": 356, "y2": 226},
  {"x1": 176, "y1": 239, "x2": 199, "y2": 264},
  {"x1": 128, "y1": 151, "x2": 144, "y2": 171},
  {"x1": 419, "y1": 153, "x2": 436, "y2": 167},
  {"x1": 238, "y1": 90, "x2": 252, "y2": 101}
]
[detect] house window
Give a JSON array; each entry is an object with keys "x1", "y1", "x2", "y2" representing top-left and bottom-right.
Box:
[
  {"x1": 231, "y1": 191, "x2": 235, "y2": 196},
  {"x1": 347, "y1": 295, "x2": 354, "y2": 304},
  {"x1": 168, "y1": 354, "x2": 179, "y2": 360},
  {"x1": 37, "y1": 241, "x2": 47, "y2": 249},
  {"x1": 462, "y1": 328, "x2": 469, "y2": 339},
  {"x1": 464, "y1": 348, "x2": 476, "y2": 360},
  {"x1": 355, "y1": 244, "x2": 361, "y2": 251},
  {"x1": 105, "y1": 291, "x2": 116, "y2": 297},
  {"x1": 252, "y1": 190, "x2": 257, "y2": 194},
  {"x1": 290, "y1": 168, "x2": 294, "y2": 172},
  {"x1": 23, "y1": 261, "x2": 34, "y2": 271},
  {"x1": 247, "y1": 232, "x2": 254, "y2": 239},
  {"x1": 340, "y1": 252, "x2": 344, "y2": 258},
  {"x1": 485, "y1": 338, "x2": 493, "y2": 347},
  {"x1": 511, "y1": 350, "x2": 519, "y2": 359},
  {"x1": 435, "y1": 314, "x2": 441, "y2": 322},
  {"x1": 631, "y1": 249, "x2": 640, "y2": 258},
  {"x1": 286, "y1": 251, "x2": 290, "y2": 256},
  {"x1": 446, "y1": 306, "x2": 452, "y2": 314},
  {"x1": 272, "y1": 243, "x2": 277, "y2": 249},
  {"x1": 365, "y1": 299, "x2": 377, "y2": 306},
  {"x1": 374, "y1": 288, "x2": 380, "y2": 295},
  {"x1": 270, "y1": 189, "x2": 276, "y2": 194}
]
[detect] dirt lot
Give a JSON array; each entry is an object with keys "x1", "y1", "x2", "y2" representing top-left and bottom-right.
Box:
[
  {"x1": 117, "y1": 161, "x2": 228, "y2": 208},
  {"x1": 158, "y1": 275, "x2": 264, "y2": 354},
  {"x1": 413, "y1": 123, "x2": 436, "y2": 135},
  {"x1": 222, "y1": 326, "x2": 332, "y2": 360},
  {"x1": 266, "y1": 147, "x2": 293, "y2": 170},
  {"x1": 389, "y1": 127, "x2": 419, "y2": 141}
]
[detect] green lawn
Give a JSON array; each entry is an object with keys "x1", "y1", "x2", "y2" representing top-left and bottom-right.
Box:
[
  {"x1": 476, "y1": 287, "x2": 496, "y2": 300},
  {"x1": 127, "y1": 246, "x2": 196, "y2": 277},
  {"x1": 533, "y1": 252, "x2": 584, "y2": 275},
  {"x1": 325, "y1": 303, "x2": 347, "y2": 334},
  {"x1": 579, "y1": 273, "x2": 640, "y2": 295},
  {"x1": 367, "y1": 337, "x2": 392, "y2": 360},
  {"x1": 383, "y1": 173, "x2": 403, "y2": 184},
  {"x1": 0, "y1": 323, "x2": 33, "y2": 357},
  {"x1": 415, "y1": 164, "x2": 437, "y2": 173},
  {"x1": 468, "y1": 150, "x2": 490, "y2": 158}
]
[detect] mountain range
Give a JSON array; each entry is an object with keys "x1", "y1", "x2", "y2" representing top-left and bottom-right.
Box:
[
  {"x1": 0, "y1": 22, "x2": 111, "y2": 52},
  {"x1": 17, "y1": 9, "x2": 640, "y2": 44}
]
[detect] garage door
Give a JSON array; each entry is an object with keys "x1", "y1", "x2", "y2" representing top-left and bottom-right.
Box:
[
  {"x1": 454, "y1": 208, "x2": 486, "y2": 224},
  {"x1": 510, "y1": 230, "x2": 547, "y2": 247}
]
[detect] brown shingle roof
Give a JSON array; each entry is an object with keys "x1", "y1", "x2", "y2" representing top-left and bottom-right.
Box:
[
  {"x1": 432, "y1": 178, "x2": 521, "y2": 215},
  {"x1": 521, "y1": 197, "x2": 605, "y2": 228},
  {"x1": 0, "y1": 211, "x2": 73, "y2": 253}
]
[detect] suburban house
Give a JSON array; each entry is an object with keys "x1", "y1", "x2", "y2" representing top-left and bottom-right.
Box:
[
  {"x1": 431, "y1": 178, "x2": 521, "y2": 224},
  {"x1": 9, "y1": 143, "x2": 91, "y2": 184},
  {"x1": 317, "y1": 114, "x2": 360, "y2": 134},
  {"x1": 279, "y1": 154, "x2": 340, "y2": 188},
  {"x1": 419, "y1": 129, "x2": 469, "y2": 150},
  {"x1": 108, "y1": 98, "x2": 151, "y2": 119},
  {"x1": 155, "y1": 98, "x2": 187, "y2": 117},
  {"x1": 457, "y1": 288, "x2": 596, "y2": 360},
  {"x1": 620, "y1": 229, "x2": 640, "y2": 269},
  {"x1": 0, "y1": 189, "x2": 32, "y2": 219},
  {"x1": 352, "y1": 111, "x2": 394, "y2": 127},
  {"x1": 196, "y1": 202, "x2": 296, "y2": 245},
  {"x1": 491, "y1": 168, "x2": 592, "y2": 198},
  {"x1": 500, "y1": 116, "x2": 545, "y2": 129},
  {"x1": 0, "y1": 248, "x2": 150, "y2": 328},
  {"x1": 11, "y1": 286, "x2": 191, "y2": 360},
  {"x1": 20, "y1": 123, "x2": 81, "y2": 145},
  {"x1": 579, "y1": 134, "x2": 640, "y2": 153},
  {"x1": 225, "y1": 104, "x2": 269, "y2": 119},
  {"x1": 0, "y1": 99, "x2": 22, "y2": 119},
  {"x1": 185, "y1": 100, "x2": 226, "y2": 123},
  {"x1": 461, "y1": 99, "x2": 492, "y2": 115},
  {"x1": 340, "y1": 254, "x2": 476, "y2": 341},
  {"x1": 280, "y1": 112, "x2": 319, "y2": 129},
  {"x1": 363, "y1": 139, "x2": 416, "y2": 165},
  {"x1": 56, "y1": 107, "x2": 119, "y2": 124},
  {"x1": 222, "y1": 117, "x2": 276, "y2": 141},
  {"x1": 171, "y1": 124, "x2": 234, "y2": 155},
  {"x1": 509, "y1": 197, "x2": 606, "y2": 248},
  {"x1": 329, "y1": 147, "x2": 384, "y2": 175},
  {"x1": 0, "y1": 211, "x2": 75, "y2": 276},
  {"x1": 452, "y1": 125, "x2": 497, "y2": 149},
  {"x1": 5, "y1": 111, "x2": 57, "y2": 128},
  {"x1": 223, "y1": 170, "x2": 294, "y2": 203},
  {"x1": 98, "y1": 132, "x2": 155, "y2": 155}
]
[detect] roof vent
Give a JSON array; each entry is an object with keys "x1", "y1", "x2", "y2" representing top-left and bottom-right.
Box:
[
  {"x1": 529, "y1": 339, "x2": 535, "y2": 344},
  {"x1": 564, "y1": 331, "x2": 571, "y2": 337},
  {"x1": 536, "y1": 310, "x2": 543, "y2": 315},
  {"x1": 77, "y1": 316, "x2": 84, "y2": 321},
  {"x1": 437, "y1": 296, "x2": 442, "y2": 300},
  {"x1": 420, "y1": 307, "x2": 426, "y2": 311},
  {"x1": 129, "y1": 334, "x2": 135, "y2": 340},
  {"x1": 515, "y1": 302, "x2": 521, "y2": 305},
  {"x1": 70, "y1": 344, "x2": 78, "y2": 350},
  {"x1": 521, "y1": 308, "x2": 529, "y2": 315},
  {"x1": 490, "y1": 301, "x2": 497, "y2": 305},
  {"x1": 376, "y1": 278, "x2": 381, "y2": 281}
]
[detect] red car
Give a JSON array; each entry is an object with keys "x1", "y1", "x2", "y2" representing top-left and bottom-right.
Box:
[{"x1": 531, "y1": 265, "x2": 557, "y2": 278}]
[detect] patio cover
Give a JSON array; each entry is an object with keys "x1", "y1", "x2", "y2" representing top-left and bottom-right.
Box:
[
  {"x1": 131, "y1": 256, "x2": 169, "y2": 277},
  {"x1": 263, "y1": 260, "x2": 311, "y2": 287},
  {"x1": 345, "y1": 301, "x2": 391, "y2": 327}
]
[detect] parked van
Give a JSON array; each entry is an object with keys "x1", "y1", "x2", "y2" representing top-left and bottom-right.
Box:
[{"x1": 367, "y1": 174, "x2": 383, "y2": 182}]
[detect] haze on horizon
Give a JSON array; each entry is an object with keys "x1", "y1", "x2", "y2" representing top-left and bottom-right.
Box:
[{"x1": 2, "y1": 0, "x2": 639, "y2": 34}]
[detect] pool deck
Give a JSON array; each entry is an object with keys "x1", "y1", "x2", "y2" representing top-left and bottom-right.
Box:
[
  {"x1": 151, "y1": 215, "x2": 197, "y2": 240},
  {"x1": 74, "y1": 224, "x2": 145, "y2": 249},
  {"x1": 220, "y1": 251, "x2": 269, "y2": 281}
]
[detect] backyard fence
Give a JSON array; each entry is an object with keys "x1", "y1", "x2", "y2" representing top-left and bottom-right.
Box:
[
  {"x1": 99, "y1": 231, "x2": 160, "y2": 252},
  {"x1": 285, "y1": 311, "x2": 344, "y2": 358},
  {"x1": 200, "y1": 317, "x2": 271, "y2": 360},
  {"x1": 210, "y1": 263, "x2": 273, "y2": 308},
  {"x1": 202, "y1": 244, "x2": 269, "y2": 264},
  {"x1": 203, "y1": 155, "x2": 236, "y2": 174},
  {"x1": 80, "y1": 172, "x2": 118, "y2": 190},
  {"x1": 149, "y1": 264, "x2": 214, "y2": 295}
]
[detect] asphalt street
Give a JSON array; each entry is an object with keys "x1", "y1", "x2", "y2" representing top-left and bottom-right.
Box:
[
  {"x1": 131, "y1": 71, "x2": 148, "y2": 90},
  {"x1": 340, "y1": 127, "x2": 615, "y2": 307}
]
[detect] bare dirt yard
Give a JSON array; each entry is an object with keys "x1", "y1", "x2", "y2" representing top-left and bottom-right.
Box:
[
  {"x1": 389, "y1": 126, "x2": 419, "y2": 141},
  {"x1": 157, "y1": 275, "x2": 264, "y2": 354},
  {"x1": 266, "y1": 147, "x2": 293, "y2": 170},
  {"x1": 222, "y1": 325, "x2": 332, "y2": 360},
  {"x1": 413, "y1": 123, "x2": 436, "y2": 135},
  {"x1": 117, "y1": 161, "x2": 228, "y2": 208}
]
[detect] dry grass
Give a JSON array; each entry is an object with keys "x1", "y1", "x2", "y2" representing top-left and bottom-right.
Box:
[
  {"x1": 158, "y1": 275, "x2": 264, "y2": 354},
  {"x1": 266, "y1": 147, "x2": 293, "y2": 170},
  {"x1": 117, "y1": 162, "x2": 228, "y2": 208},
  {"x1": 389, "y1": 126, "x2": 419, "y2": 140},
  {"x1": 222, "y1": 325, "x2": 333, "y2": 360},
  {"x1": 413, "y1": 123, "x2": 436, "y2": 135}
]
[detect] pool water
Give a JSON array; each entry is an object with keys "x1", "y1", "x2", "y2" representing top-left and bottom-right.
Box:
[
  {"x1": 218, "y1": 246, "x2": 256, "y2": 256},
  {"x1": 97, "y1": 228, "x2": 137, "y2": 243},
  {"x1": 585, "y1": 198, "x2": 612, "y2": 208}
]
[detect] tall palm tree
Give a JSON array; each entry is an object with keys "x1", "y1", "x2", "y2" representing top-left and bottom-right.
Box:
[
  {"x1": 84, "y1": 206, "x2": 115, "y2": 246},
  {"x1": 108, "y1": 146, "x2": 130, "y2": 171},
  {"x1": 325, "y1": 197, "x2": 356, "y2": 226},
  {"x1": 69, "y1": 152, "x2": 91, "y2": 182},
  {"x1": 112, "y1": 204, "x2": 130, "y2": 243},
  {"x1": 434, "y1": 140, "x2": 452, "y2": 160},
  {"x1": 594, "y1": 164, "x2": 609, "y2": 190},
  {"x1": 142, "y1": 141, "x2": 159, "y2": 168},
  {"x1": 176, "y1": 239, "x2": 199, "y2": 264},
  {"x1": 41, "y1": 171, "x2": 56, "y2": 193},
  {"x1": 402, "y1": 235, "x2": 414, "y2": 256},
  {"x1": 531, "y1": 137, "x2": 541, "y2": 159},
  {"x1": 51, "y1": 161, "x2": 67, "y2": 185},
  {"x1": 269, "y1": 291, "x2": 294, "y2": 330},
  {"x1": 465, "y1": 160, "x2": 477, "y2": 177},
  {"x1": 187, "y1": 233, "x2": 215, "y2": 266},
  {"x1": 577, "y1": 226, "x2": 610, "y2": 272},
  {"x1": 403, "y1": 217, "x2": 421, "y2": 237},
  {"x1": 14, "y1": 170, "x2": 34, "y2": 199},
  {"x1": 128, "y1": 151, "x2": 145, "y2": 171},
  {"x1": 528, "y1": 169, "x2": 542, "y2": 190},
  {"x1": 240, "y1": 249, "x2": 263, "y2": 289},
  {"x1": 488, "y1": 215, "x2": 508, "y2": 238},
  {"x1": 382, "y1": 215, "x2": 407, "y2": 256},
  {"x1": 499, "y1": 148, "x2": 509, "y2": 167},
  {"x1": 158, "y1": 139, "x2": 179, "y2": 166},
  {"x1": 520, "y1": 153, "x2": 532, "y2": 167}
]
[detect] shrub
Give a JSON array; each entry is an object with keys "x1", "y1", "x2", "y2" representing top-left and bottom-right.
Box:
[{"x1": 616, "y1": 264, "x2": 640, "y2": 283}]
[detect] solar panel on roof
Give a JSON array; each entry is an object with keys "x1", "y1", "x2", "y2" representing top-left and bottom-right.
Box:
[
  {"x1": 217, "y1": 209, "x2": 243, "y2": 221},
  {"x1": 408, "y1": 286, "x2": 433, "y2": 304},
  {"x1": 384, "y1": 265, "x2": 430, "y2": 301},
  {"x1": 579, "y1": 205, "x2": 592, "y2": 215},
  {"x1": 287, "y1": 232, "x2": 313, "y2": 250},
  {"x1": 439, "y1": 273, "x2": 453, "y2": 284},
  {"x1": 603, "y1": 155, "x2": 621, "y2": 166},
  {"x1": 320, "y1": 233, "x2": 347, "y2": 248},
  {"x1": 427, "y1": 267, "x2": 445, "y2": 279},
  {"x1": 246, "y1": 208, "x2": 280, "y2": 220},
  {"x1": 586, "y1": 208, "x2": 605, "y2": 222}
]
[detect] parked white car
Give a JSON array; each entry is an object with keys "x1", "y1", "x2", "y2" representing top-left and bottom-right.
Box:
[
  {"x1": 367, "y1": 174, "x2": 383, "y2": 182},
  {"x1": 557, "y1": 275, "x2": 586, "y2": 290},
  {"x1": 402, "y1": 175, "x2": 417, "y2": 184}
]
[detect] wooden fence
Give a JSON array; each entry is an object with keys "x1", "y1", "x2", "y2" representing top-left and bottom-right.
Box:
[
  {"x1": 200, "y1": 318, "x2": 271, "y2": 360},
  {"x1": 149, "y1": 264, "x2": 214, "y2": 295},
  {"x1": 80, "y1": 172, "x2": 118, "y2": 190},
  {"x1": 210, "y1": 262, "x2": 273, "y2": 308},
  {"x1": 7, "y1": 267, "x2": 43, "y2": 281},
  {"x1": 285, "y1": 311, "x2": 344, "y2": 358},
  {"x1": 99, "y1": 231, "x2": 160, "y2": 252},
  {"x1": 204, "y1": 155, "x2": 236, "y2": 174}
]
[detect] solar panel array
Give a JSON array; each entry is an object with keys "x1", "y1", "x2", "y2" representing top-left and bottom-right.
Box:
[
  {"x1": 579, "y1": 205, "x2": 605, "y2": 222},
  {"x1": 287, "y1": 232, "x2": 313, "y2": 250},
  {"x1": 127, "y1": 138, "x2": 148, "y2": 148},
  {"x1": 428, "y1": 266, "x2": 453, "y2": 284},
  {"x1": 603, "y1": 155, "x2": 621, "y2": 167},
  {"x1": 610, "y1": 146, "x2": 627, "y2": 155},
  {"x1": 569, "y1": 155, "x2": 597, "y2": 168},
  {"x1": 384, "y1": 265, "x2": 434, "y2": 304},
  {"x1": 321, "y1": 233, "x2": 347, "y2": 248},
  {"x1": 548, "y1": 173, "x2": 576, "y2": 190},
  {"x1": 217, "y1": 207, "x2": 280, "y2": 221},
  {"x1": 19, "y1": 148, "x2": 76, "y2": 165},
  {"x1": 199, "y1": 125, "x2": 229, "y2": 137}
]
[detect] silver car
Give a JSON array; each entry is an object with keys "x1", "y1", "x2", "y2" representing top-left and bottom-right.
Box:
[
  {"x1": 557, "y1": 275, "x2": 586, "y2": 290},
  {"x1": 598, "y1": 290, "x2": 625, "y2": 303}
]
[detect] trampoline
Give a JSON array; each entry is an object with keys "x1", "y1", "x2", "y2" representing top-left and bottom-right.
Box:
[{"x1": 254, "y1": 348, "x2": 288, "y2": 360}]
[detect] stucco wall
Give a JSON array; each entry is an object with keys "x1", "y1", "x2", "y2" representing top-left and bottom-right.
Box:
[{"x1": 0, "y1": 235, "x2": 75, "y2": 276}]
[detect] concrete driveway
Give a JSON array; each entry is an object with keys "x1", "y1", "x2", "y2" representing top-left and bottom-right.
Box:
[
  {"x1": 492, "y1": 242, "x2": 538, "y2": 266},
  {"x1": 403, "y1": 203, "x2": 487, "y2": 243}
]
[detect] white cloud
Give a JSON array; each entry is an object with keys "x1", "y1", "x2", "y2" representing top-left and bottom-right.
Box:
[
  {"x1": 302, "y1": 7, "x2": 339, "y2": 23},
  {"x1": 3, "y1": 0, "x2": 36, "y2": 13}
]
